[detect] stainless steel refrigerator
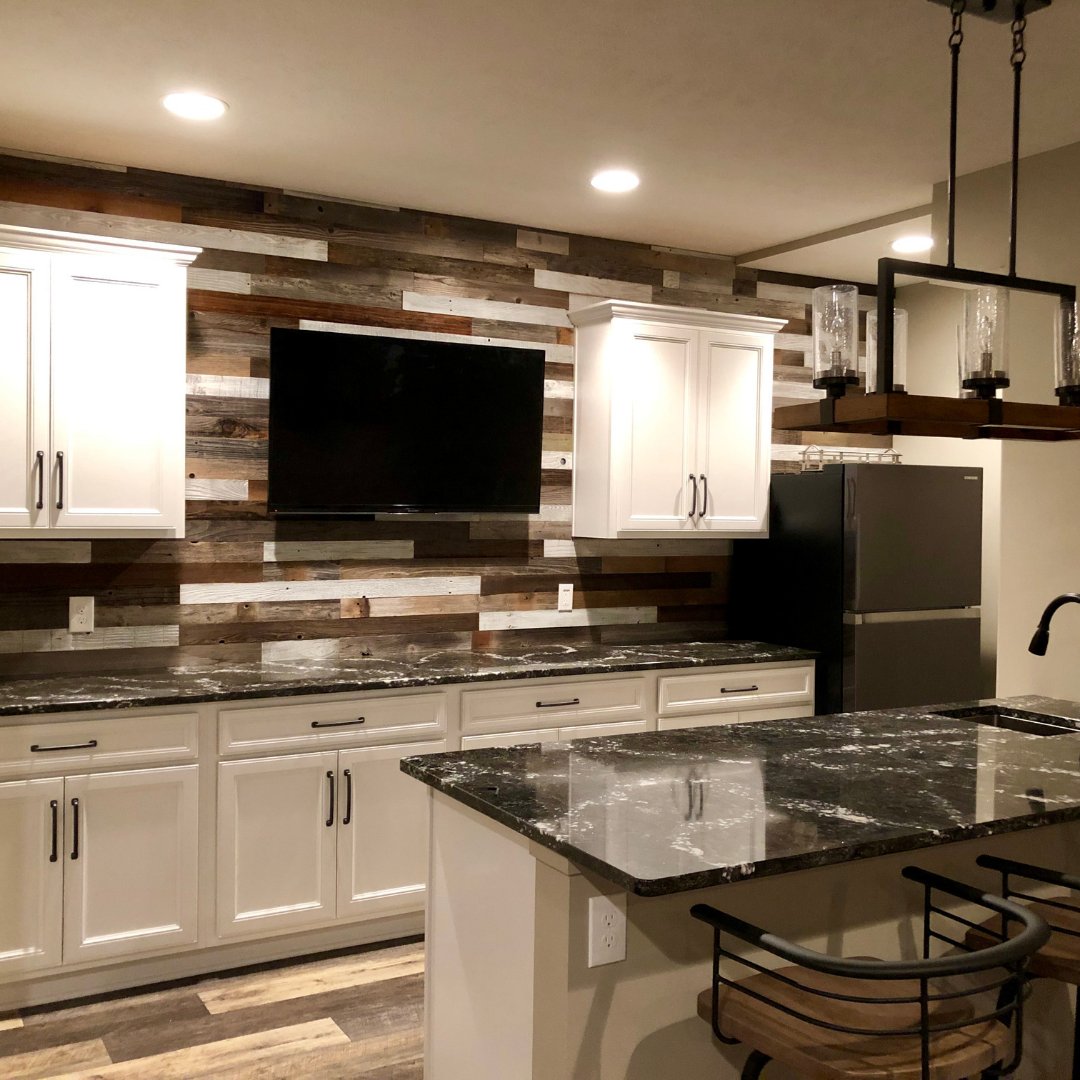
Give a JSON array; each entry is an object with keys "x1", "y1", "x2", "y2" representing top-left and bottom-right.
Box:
[{"x1": 732, "y1": 463, "x2": 983, "y2": 715}]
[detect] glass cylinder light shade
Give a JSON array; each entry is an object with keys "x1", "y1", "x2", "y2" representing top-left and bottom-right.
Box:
[
  {"x1": 960, "y1": 287, "x2": 1009, "y2": 399},
  {"x1": 865, "y1": 308, "x2": 908, "y2": 394},
  {"x1": 1055, "y1": 301, "x2": 1080, "y2": 406},
  {"x1": 812, "y1": 283, "x2": 859, "y2": 397}
]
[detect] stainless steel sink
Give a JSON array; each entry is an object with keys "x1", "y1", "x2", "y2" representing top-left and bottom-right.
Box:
[{"x1": 932, "y1": 705, "x2": 1080, "y2": 737}]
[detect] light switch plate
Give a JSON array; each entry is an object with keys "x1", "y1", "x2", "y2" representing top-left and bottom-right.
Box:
[
  {"x1": 69, "y1": 596, "x2": 95, "y2": 634},
  {"x1": 558, "y1": 583, "x2": 574, "y2": 612}
]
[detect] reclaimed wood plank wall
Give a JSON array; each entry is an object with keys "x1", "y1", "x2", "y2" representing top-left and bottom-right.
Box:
[{"x1": 0, "y1": 153, "x2": 880, "y2": 676}]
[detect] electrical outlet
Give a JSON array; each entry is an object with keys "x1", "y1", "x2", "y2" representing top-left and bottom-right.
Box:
[
  {"x1": 587, "y1": 892, "x2": 627, "y2": 967},
  {"x1": 69, "y1": 596, "x2": 95, "y2": 634},
  {"x1": 558, "y1": 582, "x2": 574, "y2": 612}
]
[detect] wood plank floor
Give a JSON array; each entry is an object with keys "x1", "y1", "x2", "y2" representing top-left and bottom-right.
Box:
[{"x1": 0, "y1": 939, "x2": 424, "y2": 1078}]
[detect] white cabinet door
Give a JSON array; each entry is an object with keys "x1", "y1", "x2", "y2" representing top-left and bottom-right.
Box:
[
  {"x1": 557, "y1": 720, "x2": 648, "y2": 741},
  {"x1": 0, "y1": 777, "x2": 63, "y2": 974},
  {"x1": 614, "y1": 321, "x2": 697, "y2": 533},
  {"x1": 695, "y1": 333, "x2": 770, "y2": 534},
  {"x1": 49, "y1": 255, "x2": 185, "y2": 531},
  {"x1": 0, "y1": 251, "x2": 50, "y2": 529},
  {"x1": 63, "y1": 765, "x2": 198, "y2": 964},
  {"x1": 217, "y1": 752, "x2": 338, "y2": 938},
  {"x1": 337, "y1": 740, "x2": 445, "y2": 921}
]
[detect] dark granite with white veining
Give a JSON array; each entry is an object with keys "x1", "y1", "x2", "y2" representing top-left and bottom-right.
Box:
[
  {"x1": 401, "y1": 696, "x2": 1080, "y2": 896},
  {"x1": 0, "y1": 640, "x2": 814, "y2": 718}
]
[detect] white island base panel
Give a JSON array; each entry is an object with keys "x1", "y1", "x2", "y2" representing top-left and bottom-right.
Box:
[{"x1": 425, "y1": 791, "x2": 1080, "y2": 1080}]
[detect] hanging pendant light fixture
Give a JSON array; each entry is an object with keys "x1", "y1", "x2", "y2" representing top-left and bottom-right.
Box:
[{"x1": 773, "y1": 0, "x2": 1080, "y2": 441}]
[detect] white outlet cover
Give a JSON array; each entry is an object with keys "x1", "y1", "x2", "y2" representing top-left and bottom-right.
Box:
[
  {"x1": 69, "y1": 596, "x2": 95, "y2": 634},
  {"x1": 587, "y1": 892, "x2": 627, "y2": 967},
  {"x1": 557, "y1": 583, "x2": 574, "y2": 612}
]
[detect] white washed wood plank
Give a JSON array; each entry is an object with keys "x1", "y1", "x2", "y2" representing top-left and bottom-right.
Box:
[
  {"x1": 0, "y1": 541, "x2": 91, "y2": 564},
  {"x1": 403, "y1": 291, "x2": 571, "y2": 329},
  {"x1": 187, "y1": 268, "x2": 253, "y2": 294},
  {"x1": 262, "y1": 639, "x2": 342, "y2": 663},
  {"x1": 185, "y1": 479, "x2": 249, "y2": 501},
  {"x1": 478, "y1": 606, "x2": 656, "y2": 631},
  {"x1": 756, "y1": 281, "x2": 813, "y2": 304},
  {"x1": 539, "y1": 504, "x2": 572, "y2": 521},
  {"x1": 263, "y1": 540, "x2": 413, "y2": 562},
  {"x1": 544, "y1": 538, "x2": 732, "y2": 557},
  {"x1": 544, "y1": 379, "x2": 573, "y2": 400},
  {"x1": 516, "y1": 229, "x2": 569, "y2": 255},
  {"x1": 185, "y1": 373, "x2": 269, "y2": 400},
  {"x1": 299, "y1": 319, "x2": 574, "y2": 365},
  {"x1": 180, "y1": 577, "x2": 481, "y2": 604},
  {"x1": 0, "y1": 146, "x2": 127, "y2": 172},
  {"x1": 650, "y1": 244, "x2": 734, "y2": 263},
  {"x1": 0, "y1": 625, "x2": 179, "y2": 654},
  {"x1": 541, "y1": 451, "x2": 572, "y2": 471},
  {"x1": 0, "y1": 201, "x2": 328, "y2": 261},
  {"x1": 534, "y1": 270, "x2": 651, "y2": 303},
  {"x1": 773, "y1": 333, "x2": 813, "y2": 363},
  {"x1": 0, "y1": 1017, "x2": 22, "y2": 1031},
  {"x1": 662, "y1": 270, "x2": 680, "y2": 289}
]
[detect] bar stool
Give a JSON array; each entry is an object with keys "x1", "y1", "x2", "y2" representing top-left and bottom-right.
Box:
[
  {"x1": 692, "y1": 865, "x2": 1049, "y2": 1080},
  {"x1": 966, "y1": 854, "x2": 1080, "y2": 1079}
]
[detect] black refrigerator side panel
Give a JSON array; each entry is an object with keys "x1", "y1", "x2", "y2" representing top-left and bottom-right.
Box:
[{"x1": 731, "y1": 470, "x2": 845, "y2": 715}]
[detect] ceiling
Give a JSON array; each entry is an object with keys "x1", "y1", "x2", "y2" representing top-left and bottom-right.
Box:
[{"x1": 2, "y1": 0, "x2": 1079, "y2": 257}]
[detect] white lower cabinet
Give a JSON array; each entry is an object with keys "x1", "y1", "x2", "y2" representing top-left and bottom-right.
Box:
[
  {"x1": 0, "y1": 765, "x2": 198, "y2": 976},
  {"x1": 460, "y1": 720, "x2": 647, "y2": 751},
  {"x1": 217, "y1": 740, "x2": 445, "y2": 938}
]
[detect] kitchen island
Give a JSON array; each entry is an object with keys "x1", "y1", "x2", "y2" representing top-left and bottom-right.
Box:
[{"x1": 402, "y1": 697, "x2": 1080, "y2": 1080}]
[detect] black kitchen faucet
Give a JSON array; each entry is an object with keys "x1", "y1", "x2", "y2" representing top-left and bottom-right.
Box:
[{"x1": 1029, "y1": 593, "x2": 1080, "y2": 655}]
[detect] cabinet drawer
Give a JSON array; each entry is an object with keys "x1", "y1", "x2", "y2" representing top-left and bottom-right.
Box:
[
  {"x1": 460, "y1": 677, "x2": 646, "y2": 736},
  {"x1": 219, "y1": 692, "x2": 446, "y2": 755},
  {"x1": 658, "y1": 663, "x2": 814, "y2": 718},
  {"x1": 0, "y1": 712, "x2": 198, "y2": 778},
  {"x1": 460, "y1": 729, "x2": 560, "y2": 751}
]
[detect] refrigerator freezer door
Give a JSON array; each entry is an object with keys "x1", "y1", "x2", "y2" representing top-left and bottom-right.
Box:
[
  {"x1": 843, "y1": 613, "x2": 983, "y2": 711},
  {"x1": 844, "y1": 465, "x2": 982, "y2": 612}
]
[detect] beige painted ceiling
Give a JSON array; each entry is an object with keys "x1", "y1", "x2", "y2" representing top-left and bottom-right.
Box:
[{"x1": 1, "y1": 0, "x2": 1079, "y2": 256}]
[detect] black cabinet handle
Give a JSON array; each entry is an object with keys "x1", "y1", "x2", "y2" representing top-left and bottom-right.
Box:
[
  {"x1": 698, "y1": 474, "x2": 708, "y2": 519},
  {"x1": 325, "y1": 771, "x2": 335, "y2": 828},
  {"x1": 311, "y1": 717, "x2": 365, "y2": 729},
  {"x1": 720, "y1": 685, "x2": 759, "y2": 694},
  {"x1": 35, "y1": 450, "x2": 44, "y2": 510},
  {"x1": 342, "y1": 768, "x2": 353, "y2": 826},
  {"x1": 688, "y1": 473, "x2": 698, "y2": 518},
  {"x1": 70, "y1": 797, "x2": 80, "y2": 860},
  {"x1": 31, "y1": 739, "x2": 97, "y2": 753},
  {"x1": 536, "y1": 698, "x2": 580, "y2": 709},
  {"x1": 55, "y1": 451, "x2": 64, "y2": 511},
  {"x1": 49, "y1": 800, "x2": 58, "y2": 863}
]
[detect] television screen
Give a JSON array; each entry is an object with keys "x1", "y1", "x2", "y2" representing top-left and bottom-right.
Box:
[{"x1": 267, "y1": 328, "x2": 546, "y2": 514}]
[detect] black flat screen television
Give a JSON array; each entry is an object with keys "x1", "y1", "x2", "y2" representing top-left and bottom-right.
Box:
[{"x1": 267, "y1": 328, "x2": 546, "y2": 514}]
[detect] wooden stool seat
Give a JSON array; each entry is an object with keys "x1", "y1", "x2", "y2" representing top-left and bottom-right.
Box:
[
  {"x1": 696, "y1": 965, "x2": 1011, "y2": 1080},
  {"x1": 965, "y1": 896, "x2": 1080, "y2": 985}
]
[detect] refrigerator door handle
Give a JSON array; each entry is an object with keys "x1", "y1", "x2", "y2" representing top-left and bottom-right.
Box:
[{"x1": 843, "y1": 607, "x2": 982, "y2": 625}]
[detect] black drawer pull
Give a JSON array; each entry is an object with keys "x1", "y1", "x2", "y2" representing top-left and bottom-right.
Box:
[
  {"x1": 720, "y1": 685, "x2": 759, "y2": 694},
  {"x1": 536, "y1": 698, "x2": 580, "y2": 709},
  {"x1": 35, "y1": 450, "x2": 45, "y2": 510},
  {"x1": 55, "y1": 450, "x2": 64, "y2": 511},
  {"x1": 311, "y1": 718, "x2": 365, "y2": 729},
  {"x1": 49, "y1": 799, "x2": 59, "y2": 863},
  {"x1": 325, "y1": 771, "x2": 336, "y2": 828},
  {"x1": 31, "y1": 739, "x2": 98, "y2": 753}
]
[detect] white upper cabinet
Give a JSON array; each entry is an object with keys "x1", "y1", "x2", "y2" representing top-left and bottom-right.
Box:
[
  {"x1": 0, "y1": 225, "x2": 198, "y2": 538},
  {"x1": 570, "y1": 301, "x2": 784, "y2": 539}
]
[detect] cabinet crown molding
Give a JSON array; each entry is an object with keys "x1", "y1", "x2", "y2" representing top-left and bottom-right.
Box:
[
  {"x1": 568, "y1": 299, "x2": 786, "y2": 335},
  {"x1": 0, "y1": 223, "x2": 200, "y2": 264}
]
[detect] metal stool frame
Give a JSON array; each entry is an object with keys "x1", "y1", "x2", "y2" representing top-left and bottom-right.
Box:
[{"x1": 691, "y1": 865, "x2": 1050, "y2": 1080}]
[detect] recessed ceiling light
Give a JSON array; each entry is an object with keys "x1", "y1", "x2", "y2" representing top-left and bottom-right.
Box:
[
  {"x1": 590, "y1": 169, "x2": 640, "y2": 194},
  {"x1": 162, "y1": 91, "x2": 228, "y2": 121},
  {"x1": 891, "y1": 234, "x2": 934, "y2": 255}
]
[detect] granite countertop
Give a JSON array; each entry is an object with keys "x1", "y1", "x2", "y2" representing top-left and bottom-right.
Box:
[
  {"x1": 0, "y1": 640, "x2": 814, "y2": 717},
  {"x1": 401, "y1": 695, "x2": 1080, "y2": 897}
]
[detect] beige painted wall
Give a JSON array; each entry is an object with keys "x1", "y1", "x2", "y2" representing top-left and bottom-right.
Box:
[{"x1": 895, "y1": 140, "x2": 1080, "y2": 698}]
